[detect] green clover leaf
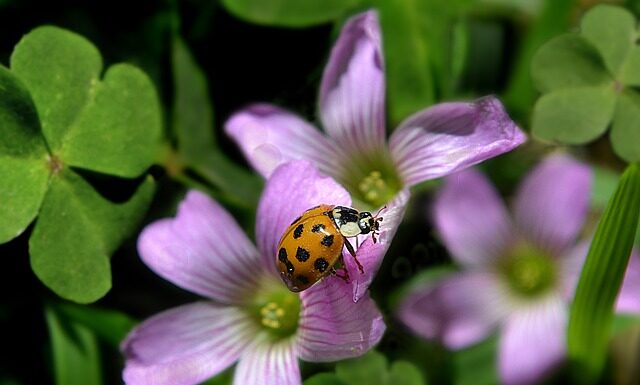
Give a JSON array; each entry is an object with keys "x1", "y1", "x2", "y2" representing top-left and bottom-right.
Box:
[
  {"x1": 611, "y1": 90, "x2": 640, "y2": 162},
  {"x1": 531, "y1": 86, "x2": 616, "y2": 144},
  {"x1": 30, "y1": 171, "x2": 155, "y2": 303},
  {"x1": 0, "y1": 66, "x2": 49, "y2": 243},
  {"x1": 11, "y1": 26, "x2": 162, "y2": 177},
  {"x1": 531, "y1": 35, "x2": 610, "y2": 93},
  {"x1": 531, "y1": 4, "x2": 640, "y2": 163},
  {"x1": 1, "y1": 26, "x2": 160, "y2": 303},
  {"x1": 580, "y1": 5, "x2": 636, "y2": 78}
]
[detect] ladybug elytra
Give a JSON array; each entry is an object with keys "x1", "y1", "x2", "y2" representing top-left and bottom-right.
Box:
[{"x1": 276, "y1": 205, "x2": 384, "y2": 292}]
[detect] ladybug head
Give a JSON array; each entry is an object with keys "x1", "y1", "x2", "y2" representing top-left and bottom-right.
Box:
[{"x1": 357, "y1": 206, "x2": 385, "y2": 242}]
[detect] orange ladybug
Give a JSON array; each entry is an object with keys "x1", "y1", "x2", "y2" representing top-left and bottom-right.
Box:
[{"x1": 277, "y1": 205, "x2": 384, "y2": 292}]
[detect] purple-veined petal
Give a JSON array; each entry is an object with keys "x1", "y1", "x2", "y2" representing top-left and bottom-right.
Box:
[
  {"x1": 256, "y1": 161, "x2": 351, "y2": 275},
  {"x1": 514, "y1": 154, "x2": 592, "y2": 256},
  {"x1": 558, "y1": 241, "x2": 589, "y2": 301},
  {"x1": 344, "y1": 189, "x2": 409, "y2": 302},
  {"x1": 433, "y1": 169, "x2": 514, "y2": 268},
  {"x1": 225, "y1": 104, "x2": 344, "y2": 178},
  {"x1": 233, "y1": 336, "x2": 300, "y2": 385},
  {"x1": 398, "y1": 271, "x2": 510, "y2": 349},
  {"x1": 122, "y1": 302, "x2": 256, "y2": 385},
  {"x1": 297, "y1": 275, "x2": 385, "y2": 361},
  {"x1": 616, "y1": 250, "x2": 640, "y2": 313},
  {"x1": 499, "y1": 295, "x2": 567, "y2": 385},
  {"x1": 138, "y1": 190, "x2": 261, "y2": 304},
  {"x1": 389, "y1": 96, "x2": 526, "y2": 187},
  {"x1": 319, "y1": 10, "x2": 386, "y2": 156}
]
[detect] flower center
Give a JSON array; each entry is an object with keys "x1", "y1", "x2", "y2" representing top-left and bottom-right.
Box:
[
  {"x1": 358, "y1": 170, "x2": 397, "y2": 207},
  {"x1": 343, "y1": 152, "x2": 402, "y2": 209},
  {"x1": 500, "y1": 246, "x2": 556, "y2": 297},
  {"x1": 250, "y1": 278, "x2": 301, "y2": 339}
]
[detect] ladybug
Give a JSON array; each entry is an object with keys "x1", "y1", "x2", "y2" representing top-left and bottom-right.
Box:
[{"x1": 276, "y1": 204, "x2": 384, "y2": 292}]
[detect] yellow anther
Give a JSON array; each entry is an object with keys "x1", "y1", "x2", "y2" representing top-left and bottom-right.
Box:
[
  {"x1": 358, "y1": 170, "x2": 393, "y2": 205},
  {"x1": 251, "y1": 280, "x2": 301, "y2": 337},
  {"x1": 259, "y1": 302, "x2": 288, "y2": 330},
  {"x1": 261, "y1": 318, "x2": 281, "y2": 329},
  {"x1": 365, "y1": 191, "x2": 379, "y2": 201}
]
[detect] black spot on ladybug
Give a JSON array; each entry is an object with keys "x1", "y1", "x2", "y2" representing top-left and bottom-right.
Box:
[
  {"x1": 295, "y1": 246, "x2": 310, "y2": 262},
  {"x1": 314, "y1": 258, "x2": 329, "y2": 272},
  {"x1": 296, "y1": 274, "x2": 309, "y2": 285},
  {"x1": 312, "y1": 223, "x2": 325, "y2": 233},
  {"x1": 286, "y1": 261, "x2": 295, "y2": 274},
  {"x1": 278, "y1": 248, "x2": 295, "y2": 274},
  {"x1": 278, "y1": 248, "x2": 288, "y2": 262},
  {"x1": 290, "y1": 216, "x2": 302, "y2": 226},
  {"x1": 321, "y1": 235, "x2": 334, "y2": 247},
  {"x1": 293, "y1": 224, "x2": 304, "y2": 239}
]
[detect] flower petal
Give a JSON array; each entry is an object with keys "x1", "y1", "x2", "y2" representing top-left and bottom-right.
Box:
[
  {"x1": 225, "y1": 104, "x2": 344, "y2": 178},
  {"x1": 344, "y1": 189, "x2": 410, "y2": 302},
  {"x1": 398, "y1": 272, "x2": 509, "y2": 349},
  {"x1": 558, "y1": 241, "x2": 589, "y2": 301},
  {"x1": 561, "y1": 241, "x2": 640, "y2": 313},
  {"x1": 319, "y1": 10, "x2": 386, "y2": 156},
  {"x1": 233, "y1": 337, "x2": 300, "y2": 385},
  {"x1": 138, "y1": 190, "x2": 261, "y2": 304},
  {"x1": 616, "y1": 250, "x2": 640, "y2": 313},
  {"x1": 514, "y1": 154, "x2": 592, "y2": 255},
  {"x1": 256, "y1": 161, "x2": 351, "y2": 275},
  {"x1": 433, "y1": 169, "x2": 514, "y2": 267},
  {"x1": 389, "y1": 96, "x2": 526, "y2": 187},
  {"x1": 122, "y1": 302, "x2": 256, "y2": 385},
  {"x1": 297, "y1": 275, "x2": 385, "y2": 361},
  {"x1": 499, "y1": 295, "x2": 567, "y2": 385}
]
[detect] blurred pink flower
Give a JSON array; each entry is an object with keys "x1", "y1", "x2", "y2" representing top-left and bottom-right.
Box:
[
  {"x1": 225, "y1": 10, "x2": 526, "y2": 300},
  {"x1": 121, "y1": 161, "x2": 386, "y2": 385},
  {"x1": 398, "y1": 154, "x2": 640, "y2": 385}
]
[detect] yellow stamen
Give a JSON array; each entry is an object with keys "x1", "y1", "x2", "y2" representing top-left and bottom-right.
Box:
[{"x1": 260, "y1": 302, "x2": 288, "y2": 330}]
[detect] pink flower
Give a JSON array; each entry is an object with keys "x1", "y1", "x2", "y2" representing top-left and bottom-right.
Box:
[
  {"x1": 121, "y1": 161, "x2": 386, "y2": 385},
  {"x1": 397, "y1": 154, "x2": 640, "y2": 385},
  {"x1": 225, "y1": 10, "x2": 526, "y2": 300}
]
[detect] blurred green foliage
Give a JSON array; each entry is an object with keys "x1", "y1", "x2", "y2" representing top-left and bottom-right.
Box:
[
  {"x1": 219, "y1": 0, "x2": 365, "y2": 27},
  {"x1": 568, "y1": 162, "x2": 640, "y2": 383},
  {"x1": 304, "y1": 350, "x2": 426, "y2": 385},
  {"x1": 46, "y1": 306, "x2": 103, "y2": 385},
  {"x1": 1, "y1": 1, "x2": 640, "y2": 385},
  {"x1": 170, "y1": 35, "x2": 262, "y2": 211}
]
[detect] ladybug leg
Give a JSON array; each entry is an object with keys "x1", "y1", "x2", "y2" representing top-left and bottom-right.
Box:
[
  {"x1": 343, "y1": 237, "x2": 365, "y2": 274},
  {"x1": 331, "y1": 267, "x2": 350, "y2": 282},
  {"x1": 372, "y1": 229, "x2": 382, "y2": 243}
]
